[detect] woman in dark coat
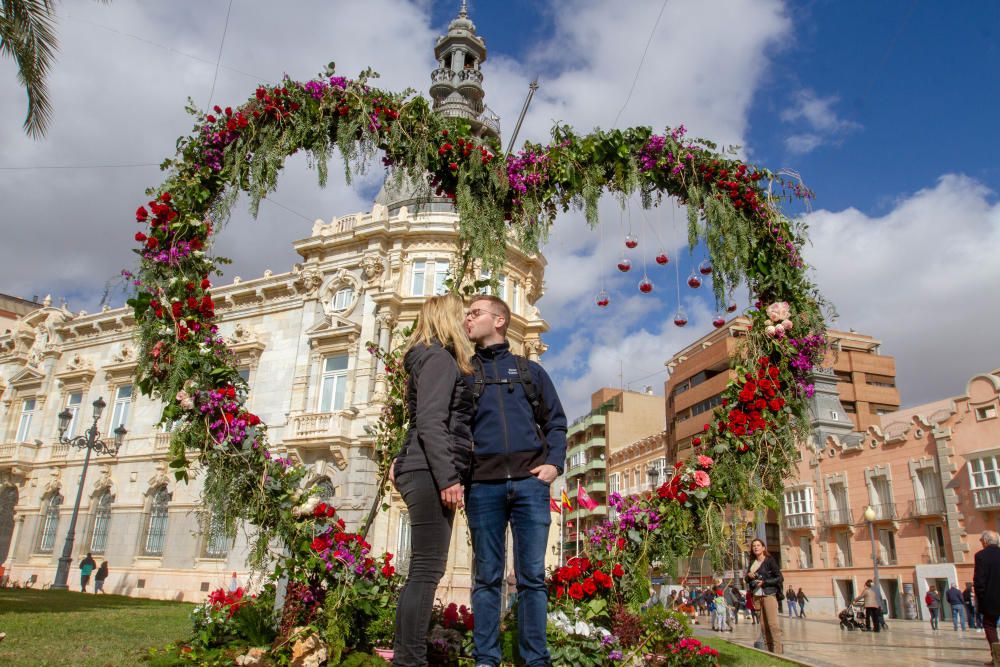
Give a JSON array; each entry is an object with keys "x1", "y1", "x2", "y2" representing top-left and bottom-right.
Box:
[
  {"x1": 745, "y1": 538, "x2": 783, "y2": 654},
  {"x1": 389, "y1": 293, "x2": 475, "y2": 667}
]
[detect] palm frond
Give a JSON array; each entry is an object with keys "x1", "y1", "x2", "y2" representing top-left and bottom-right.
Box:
[{"x1": 0, "y1": 0, "x2": 59, "y2": 138}]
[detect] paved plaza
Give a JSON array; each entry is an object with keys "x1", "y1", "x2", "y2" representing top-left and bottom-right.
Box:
[{"x1": 695, "y1": 613, "x2": 996, "y2": 666}]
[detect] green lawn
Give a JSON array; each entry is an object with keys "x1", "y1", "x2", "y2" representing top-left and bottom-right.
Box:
[
  {"x1": 0, "y1": 589, "x2": 194, "y2": 667},
  {"x1": 700, "y1": 636, "x2": 802, "y2": 666}
]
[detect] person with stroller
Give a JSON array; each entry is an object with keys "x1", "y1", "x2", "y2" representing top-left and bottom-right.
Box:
[{"x1": 855, "y1": 580, "x2": 883, "y2": 633}]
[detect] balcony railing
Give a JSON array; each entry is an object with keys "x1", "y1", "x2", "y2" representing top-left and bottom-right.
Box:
[
  {"x1": 286, "y1": 411, "x2": 354, "y2": 442},
  {"x1": 821, "y1": 508, "x2": 854, "y2": 526},
  {"x1": 784, "y1": 513, "x2": 815, "y2": 530},
  {"x1": 973, "y1": 486, "x2": 1000, "y2": 510},
  {"x1": 910, "y1": 496, "x2": 945, "y2": 517},
  {"x1": 867, "y1": 503, "x2": 897, "y2": 521},
  {"x1": 154, "y1": 432, "x2": 172, "y2": 453}
]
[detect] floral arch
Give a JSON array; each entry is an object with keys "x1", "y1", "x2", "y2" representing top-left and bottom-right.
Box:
[{"x1": 126, "y1": 65, "x2": 828, "y2": 656}]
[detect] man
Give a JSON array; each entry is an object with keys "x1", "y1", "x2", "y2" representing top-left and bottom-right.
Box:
[
  {"x1": 464, "y1": 295, "x2": 567, "y2": 667},
  {"x1": 855, "y1": 579, "x2": 882, "y2": 632},
  {"x1": 965, "y1": 581, "x2": 982, "y2": 631},
  {"x1": 725, "y1": 583, "x2": 741, "y2": 625},
  {"x1": 79, "y1": 552, "x2": 96, "y2": 593},
  {"x1": 974, "y1": 530, "x2": 1000, "y2": 666},
  {"x1": 947, "y1": 582, "x2": 968, "y2": 631}
]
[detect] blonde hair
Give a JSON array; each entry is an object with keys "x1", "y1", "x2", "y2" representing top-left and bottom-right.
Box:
[{"x1": 407, "y1": 293, "x2": 474, "y2": 374}]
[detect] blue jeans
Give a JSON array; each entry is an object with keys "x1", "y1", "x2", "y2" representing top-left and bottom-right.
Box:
[
  {"x1": 787, "y1": 599, "x2": 798, "y2": 616},
  {"x1": 952, "y1": 603, "x2": 967, "y2": 630},
  {"x1": 467, "y1": 477, "x2": 551, "y2": 667}
]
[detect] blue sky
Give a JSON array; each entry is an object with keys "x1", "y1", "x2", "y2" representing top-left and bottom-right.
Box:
[{"x1": 1, "y1": 0, "x2": 997, "y2": 419}]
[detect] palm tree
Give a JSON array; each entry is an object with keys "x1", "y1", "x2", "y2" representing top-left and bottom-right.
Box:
[{"x1": 1, "y1": 0, "x2": 58, "y2": 138}]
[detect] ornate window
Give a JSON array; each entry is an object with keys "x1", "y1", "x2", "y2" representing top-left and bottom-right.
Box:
[
  {"x1": 16, "y1": 398, "x2": 36, "y2": 443},
  {"x1": 332, "y1": 287, "x2": 354, "y2": 312},
  {"x1": 38, "y1": 493, "x2": 63, "y2": 553},
  {"x1": 319, "y1": 355, "x2": 349, "y2": 412},
  {"x1": 202, "y1": 513, "x2": 229, "y2": 559},
  {"x1": 110, "y1": 385, "x2": 132, "y2": 429},
  {"x1": 411, "y1": 259, "x2": 449, "y2": 296},
  {"x1": 64, "y1": 392, "x2": 83, "y2": 439},
  {"x1": 143, "y1": 486, "x2": 170, "y2": 556},
  {"x1": 89, "y1": 490, "x2": 113, "y2": 554}
]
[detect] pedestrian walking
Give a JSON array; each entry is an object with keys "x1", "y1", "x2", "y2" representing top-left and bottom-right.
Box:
[
  {"x1": 725, "y1": 584, "x2": 741, "y2": 625},
  {"x1": 463, "y1": 294, "x2": 568, "y2": 667},
  {"x1": 855, "y1": 580, "x2": 883, "y2": 633},
  {"x1": 786, "y1": 585, "x2": 798, "y2": 617},
  {"x1": 797, "y1": 588, "x2": 809, "y2": 618},
  {"x1": 966, "y1": 582, "x2": 982, "y2": 631},
  {"x1": 948, "y1": 583, "x2": 969, "y2": 631},
  {"x1": 925, "y1": 586, "x2": 941, "y2": 630},
  {"x1": 973, "y1": 530, "x2": 1000, "y2": 666},
  {"x1": 79, "y1": 553, "x2": 96, "y2": 593},
  {"x1": 228, "y1": 571, "x2": 239, "y2": 593},
  {"x1": 93, "y1": 561, "x2": 109, "y2": 594},
  {"x1": 745, "y1": 538, "x2": 783, "y2": 654}
]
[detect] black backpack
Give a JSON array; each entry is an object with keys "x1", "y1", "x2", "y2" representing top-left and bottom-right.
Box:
[{"x1": 469, "y1": 354, "x2": 550, "y2": 427}]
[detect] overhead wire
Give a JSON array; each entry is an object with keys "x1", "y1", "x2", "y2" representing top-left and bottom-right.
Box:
[
  {"x1": 611, "y1": 0, "x2": 671, "y2": 128},
  {"x1": 207, "y1": 0, "x2": 236, "y2": 110}
]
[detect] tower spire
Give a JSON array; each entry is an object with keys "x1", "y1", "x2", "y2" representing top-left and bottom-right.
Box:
[{"x1": 459, "y1": 0, "x2": 468, "y2": 18}]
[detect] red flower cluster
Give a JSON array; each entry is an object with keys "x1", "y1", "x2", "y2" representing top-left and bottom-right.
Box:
[
  {"x1": 441, "y1": 602, "x2": 474, "y2": 631},
  {"x1": 206, "y1": 586, "x2": 250, "y2": 618},
  {"x1": 253, "y1": 85, "x2": 301, "y2": 121},
  {"x1": 717, "y1": 356, "x2": 786, "y2": 452},
  {"x1": 206, "y1": 105, "x2": 250, "y2": 131},
  {"x1": 698, "y1": 160, "x2": 763, "y2": 214},
  {"x1": 549, "y1": 556, "x2": 622, "y2": 601},
  {"x1": 380, "y1": 552, "x2": 395, "y2": 578}
]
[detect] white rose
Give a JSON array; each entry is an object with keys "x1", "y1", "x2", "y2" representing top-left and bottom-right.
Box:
[{"x1": 765, "y1": 325, "x2": 777, "y2": 337}]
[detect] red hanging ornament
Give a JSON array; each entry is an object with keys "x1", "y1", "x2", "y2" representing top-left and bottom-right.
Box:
[
  {"x1": 655, "y1": 250, "x2": 669, "y2": 265},
  {"x1": 726, "y1": 301, "x2": 738, "y2": 313},
  {"x1": 638, "y1": 277, "x2": 653, "y2": 293},
  {"x1": 687, "y1": 272, "x2": 702, "y2": 288},
  {"x1": 617, "y1": 258, "x2": 632, "y2": 272},
  {"x1": 625, "y1": 233, "x2": 638, "y2": 249},
  {"x1": 712, "y1": 314, "x2": 726, "y2": 328},
  {"x1": 673, "y1": 309, "x2": 688, "y2": 327},
  {"x1": 699, "y1": 259, "x2": 713, "y2": 275},
  {"x1": 595, "y1": 290, "x2": 610, "y2": 308}
]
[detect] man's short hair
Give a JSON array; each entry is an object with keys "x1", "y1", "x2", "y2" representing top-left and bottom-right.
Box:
[
  {"x1": 982, "y1": 530, "x2": 1000, "y2": 546},
  {"x1": 470, "y1": 294, "x2": 511, "y2": 336}
]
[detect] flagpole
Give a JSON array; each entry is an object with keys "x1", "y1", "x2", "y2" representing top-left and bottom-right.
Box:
[
  {"x1": 559, "y1": 491, "x2": 565, "y2": 566},
  {"x1": 575, "y1": 479, "x2": 581, "y2": 558}
]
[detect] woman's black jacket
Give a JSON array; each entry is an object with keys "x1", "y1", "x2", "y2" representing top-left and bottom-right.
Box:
[
  {"x1": 745, "y1": 556, "x2": 783, "y2": 597},
  {"x1": 393, "y1": 342, "x2": 474, "y2": 490}
]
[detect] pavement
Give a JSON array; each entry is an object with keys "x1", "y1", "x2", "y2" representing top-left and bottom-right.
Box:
[{"x1": 692, "y1": 611, "x2": 996, "y2": 666}]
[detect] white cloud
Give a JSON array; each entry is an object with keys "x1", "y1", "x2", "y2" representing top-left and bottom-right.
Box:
[
  {"x1": 780, "y1": 89, "x2": 860, "y2": 154},
  {"x1": 803, "y1": 174, "x2": 1000, "y2": 407}
]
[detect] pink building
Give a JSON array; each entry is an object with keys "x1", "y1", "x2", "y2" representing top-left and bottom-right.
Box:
[{"x1": 781, "y1": 368, "x2": 1000, "y2": 619}]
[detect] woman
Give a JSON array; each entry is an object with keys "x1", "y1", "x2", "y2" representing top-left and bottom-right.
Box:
[
  {"x1": 94, "y1": 561, "x2": 109, "y2": 594},
  {"x1": 796, "y1": 587, "x2": 808, "y2": 618},
  {"x1": 926, "y1": 585, "x2": 941, "y2": 630},
  {"x1": 390, "y1": 293, "x2": 475, "y2": 667},
  {"x1": 745, "y1": 538, "x2": 783, "y2": 654}
]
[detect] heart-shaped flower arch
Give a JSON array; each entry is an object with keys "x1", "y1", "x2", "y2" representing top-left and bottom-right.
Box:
[{"x1": 127, "y1": 67, "x2": 828, "y2": 597}]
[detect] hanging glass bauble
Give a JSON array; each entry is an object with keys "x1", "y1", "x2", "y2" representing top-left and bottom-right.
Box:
[
  {"x1": 673, "y1": 309, "x2": 689, "y2": 327},
  {"x1": 712, "y1": 314, "x2": 726, "y2": 328},
  {"x1": 687, "y1": 272, "x2": 702, "y2": 288},
  {"x1": 655, "y1": 250, "x2": 669, "y2": 265},
  {"x1": 617, "y1": 258, "x2": 632, "y2": 272},
  {"x1": 595, "y1": 290, "x2": 610, "y2": 308},
  {"x1": 625, "y1": 234, "x2": 638, "y2": 249},
  {"x1": 699, "y1": 259, "x2": 713, "y2": 275},
  {"x1": 638, "y1": 277, "x2": 653, "y2": 293},
  {"x1": 726, "y1": 301, "x2": 738, "y2": 313}
]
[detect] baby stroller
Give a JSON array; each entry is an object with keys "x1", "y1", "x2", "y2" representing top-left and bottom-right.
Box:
[{"x1": 839, "y1": 602, "x2": 867, "y2": 630}]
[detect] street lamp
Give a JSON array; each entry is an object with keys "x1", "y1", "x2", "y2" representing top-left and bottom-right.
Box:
[
  {"x1": 863, "y1": 505, "x2": 884, "y2": 625},
  {"x1": 647, "y1": 465, "x2": 660, "y2": 491},
  {"x1": 51, "y1": 397, "x2": 126, "y2": 590}
]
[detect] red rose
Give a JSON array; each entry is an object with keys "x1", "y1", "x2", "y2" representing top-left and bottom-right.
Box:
[
  {"x1": 146, "y1": 237, "x2": 159, "y2": 249},
  {"x1": 555, "y1": 585, "x2": 565, "y2": 599},
  {"x1": 325, "y1": 506, "x2": 335, "y2": 518},
  {"x1": 247, "y1": 413, "x2": 261, "y2": 426},
  {"x1": 768, "y1": 399, "x2": 782, "y2": 412},
  {"x1": 676, "y1": 491, "x2": 688, "y2": 503},
  {"x1": 171, "y1": 302, "x2": 183, "y2": 318},
  {"x1": 160, "y1": 192, "x2": 171, "y2": 202},
  {"x1": 758, "y1": 356, "x2": 769, "y2": 366},
  {"x1": 569, "y1": 583, "x2": 584, "y2": 600},
  {"x1": 768, "y1": 366, "x2": 780, "y2": 379},
  {"x1": 612, "y1": 563, "x2": 625, "y2": 578},
  {"x1": 703, "y1": 423, "x2": 710, "y2": 432},
  {"x1": 311, "y1": 536, "x2": 329, "y2": 552},
  {"x1": 206, "y1": 115, "x2": 216, "y2": 123},
  {"x1": 225, "y1": 386, "x2": 236, "y2": 398},
  {"x1": 136, "y1": 206, "x2": 149, "y2": 221},
  {"x1": 381, "y1": 564, "x2": 395, "y2": 578},
  {"x1": 692, "y1": 437, "x2": 701, "y2": 446},
  {"x1": 186, "y1": 297, "x2": 198, "y2": 309},
  {"x1": 449, "y1": 162, "x2": 458, "y2": 171},
  {"x1": 134, "y1": 232, "x2": 147, "y2": 242},
  {"x1": 582, "y1": 578, "x2": 597, "y2": 595},
  {"x1": 201, "y1": 278, "x2": 211, "y2": 289}
]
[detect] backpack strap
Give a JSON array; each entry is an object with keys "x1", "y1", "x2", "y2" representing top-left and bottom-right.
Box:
[
  {"x1": 513, "y1": 354, "x2": 549, "y2": 426},
  {"x1": 470, "y1": 356, "x2": 486, "y2": 406}
]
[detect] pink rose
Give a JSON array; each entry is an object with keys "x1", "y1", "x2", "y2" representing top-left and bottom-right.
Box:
[
  {"x1": 765, "y1": 301, "x2": 790, "y2": 323},
  {"x1": 697, "y1": 455, "x2": 714, "y2": 469},
  {"x1": 781, "y1": 319, "x2": 793, "y2": 331},
  {"x1": 693, "y1": 470, "x2": 711, "y2": 488}
]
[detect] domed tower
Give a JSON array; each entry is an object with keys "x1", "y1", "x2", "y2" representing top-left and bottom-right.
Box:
[{"x1": 376, "y1": 1, "x2": 501, "y2": 214}]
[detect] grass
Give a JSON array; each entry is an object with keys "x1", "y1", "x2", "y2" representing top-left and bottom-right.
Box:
[
  {"x1": 0, "y1": 589, "x2": 194, "y2": 667},
  {"x1": 700, "y1": 636, "x2": 803, "y2": 666}
]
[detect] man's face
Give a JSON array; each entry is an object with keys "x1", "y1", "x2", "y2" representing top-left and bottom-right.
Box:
[{"x1": 464, "y1": 299, "x2": 501, "y2": 344}]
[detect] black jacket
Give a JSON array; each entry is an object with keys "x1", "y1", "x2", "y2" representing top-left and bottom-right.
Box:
[
  {"x1": 745, "y1": 556, "x2": 783, "y2": 597},
  {"x1": 974, "y1": 544, "x2": 1000, "y2": 616},
  {"x1": 393, "y1": 342, "x2": 474, "y2": 490},
  {"x1": 465, "y1": 342, "x2": 567, "y2": 482}
]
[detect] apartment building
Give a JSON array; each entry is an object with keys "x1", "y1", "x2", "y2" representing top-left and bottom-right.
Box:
[{"x1": 780, "y1": 368, "x2": 1000, "y2": 619}]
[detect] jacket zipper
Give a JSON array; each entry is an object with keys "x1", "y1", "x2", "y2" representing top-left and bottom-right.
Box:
[{"x1": 493, "y1": 356, "x2": 512, "y2": 479}]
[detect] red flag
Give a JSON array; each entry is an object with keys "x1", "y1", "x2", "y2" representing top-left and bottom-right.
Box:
[
  {"x1": 550, "y1": 497, "x2": 562, "y2": 513},
  {"x1": 578, "y1": 485, "x2": 599, "y2": 511},
  {"x1": 561, "y1": 489, "x2": 573, "y2": 510}
]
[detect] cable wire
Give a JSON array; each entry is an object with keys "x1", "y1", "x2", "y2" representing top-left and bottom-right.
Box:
[
  {"x1": 611, "y1": 0, "x2": 670, "y2": 128},
  {"x1": 207, "y1": 0, "x2": 235, "y2": 110}
]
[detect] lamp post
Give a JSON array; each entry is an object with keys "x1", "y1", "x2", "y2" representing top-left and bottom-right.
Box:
[
  {"x1": 51, "y1": 397, "x2": 126, "y2": 590},
  {"x1": 863, "y1": 505, "x2": 884, "y2": 624},
  {"x1": 648, "y1": 465, "x2": 660, "y2": 491}
]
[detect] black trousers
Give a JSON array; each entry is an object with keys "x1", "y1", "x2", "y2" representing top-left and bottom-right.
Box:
[
  {"x1": 865, "y1": 607, "x2": 882, "y2": 632},
  {"x1": 393, "y1": 470, "x2": 455, "y2": 667}
]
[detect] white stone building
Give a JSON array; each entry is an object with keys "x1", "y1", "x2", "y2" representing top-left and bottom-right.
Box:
[{"x1": 0, "y1": 4, "x2": 556, "y2": 602}]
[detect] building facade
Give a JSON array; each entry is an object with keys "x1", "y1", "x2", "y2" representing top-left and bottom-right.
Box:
[
  {"x1": 0, "y1": 5, "x2": 556, "y2": 603},
  {"x1": 563, "y1": 388, "x2": 664, "y2": 557},
  {"x1": 780, "y1": 369, "x2": 1000, "y2": 619}
]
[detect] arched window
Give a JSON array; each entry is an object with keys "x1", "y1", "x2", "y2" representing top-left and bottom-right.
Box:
[
  {"x1": 315, "y1": 478, "x2": 336, "y2": 502},
  {"x1": 143, "y1": 487, "x2": 170, "y2": 556},
  {"x1": 202, "y1": 513, "x2": 229, "y2": 559},
  {"x1": 89, "y1": 490, "x2": 113, "y2": 554},
  {"x1": 38, "y1": 493, "x2": 63, "y2": 553}
]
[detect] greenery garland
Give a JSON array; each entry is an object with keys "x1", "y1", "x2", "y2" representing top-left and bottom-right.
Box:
[{"x1": 126, "y1": 65, "x2": 828, "y2": 627}]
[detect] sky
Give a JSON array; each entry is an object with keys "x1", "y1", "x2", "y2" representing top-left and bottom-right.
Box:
[{"x1": 1, "y1": 0, "x2": 997, "y2": 420}]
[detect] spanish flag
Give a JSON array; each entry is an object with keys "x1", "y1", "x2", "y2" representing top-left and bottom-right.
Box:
[{"x1": 561, "y1": 488, "x2": 573, "y2": 510}]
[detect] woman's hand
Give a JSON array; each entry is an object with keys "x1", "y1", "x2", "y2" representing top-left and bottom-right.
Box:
[
  {"x1": 388, "y1": 461, "x2": 396, "y2": 486},
  {"x1": 440, "y1": 483, "x2": 464, "y2": 510}
]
